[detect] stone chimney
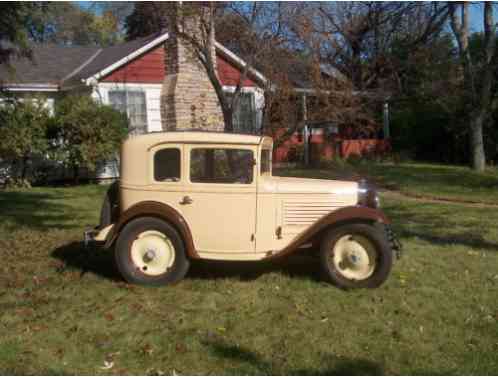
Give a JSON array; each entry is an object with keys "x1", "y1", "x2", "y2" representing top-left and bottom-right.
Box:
[{"x1": 161, "y1": 3, "x2": 224, "y2": 131}]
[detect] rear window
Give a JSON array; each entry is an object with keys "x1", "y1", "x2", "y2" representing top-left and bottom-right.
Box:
[
  {"x1": 190, "y1": 148, "x2": 254, "y2": 184},
  {"x1": 154, "y1": 148, "x2": 181, "y2": 182}
]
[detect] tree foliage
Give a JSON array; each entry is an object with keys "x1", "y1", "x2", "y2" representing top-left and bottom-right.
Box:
[
  {"x1": 0, "y1": 2, "x2": 44, "y2": 66},
  {"x1": 52, "y1": 96, "x2": 128, "y2": 181},
  {"x1": 0, "y1": 97, "x2": 50, "y2": 185},
  {"x1": 26, "y1": 2, "x2": 122, "y2": 46}
]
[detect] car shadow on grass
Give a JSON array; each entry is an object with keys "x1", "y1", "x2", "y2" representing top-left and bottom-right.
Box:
[
  {"x1": 51, "y1": 241, "x2": 122, "y2": 281},
  {"x1": 51, "y1": 241, "x2": 322, "y2": 283},
  {"x1": 188, "y1": 252, "x2": 322, "y2": 282},
  {"x1": 202, "y1": 337, "x2": 384, "y2": 375}
]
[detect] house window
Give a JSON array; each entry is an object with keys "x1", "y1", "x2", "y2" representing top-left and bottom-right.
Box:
[
  {"x1": 190, "y1": 148, "x2": 254, "y2": 184},
  {"x1": 226, "y1": 92, "x2": 260, "y2": 134},
  {"x1": 108, "y1": 90, "x2": 148, "y2": 135}
]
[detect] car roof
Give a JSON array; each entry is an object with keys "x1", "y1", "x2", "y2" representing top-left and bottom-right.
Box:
[{"x1": 124, "y1": 131, "x2": 271, "y2": 147}]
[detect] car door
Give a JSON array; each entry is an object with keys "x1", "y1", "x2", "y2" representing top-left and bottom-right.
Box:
[{"x1": 181, "y1": 144, "x2": 257, "y2": 254}]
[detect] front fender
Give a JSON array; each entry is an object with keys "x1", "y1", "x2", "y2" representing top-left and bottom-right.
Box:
[
  {"x1": 103, "y1": 201, "x2": 199, "y2": 259},
  {"x1": 271, "y1": 206, "x2": 390, "y2": 259}
]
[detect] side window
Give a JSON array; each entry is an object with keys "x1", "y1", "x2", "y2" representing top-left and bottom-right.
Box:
[
  {"x1": 154, "y1": 148, "x2": 181, "y2": 182},
  {"x1": 190, "y1": 148, "x2": 254, "y2": 184},
  {"x1": 260, "y1": 149, "x2": 271, "y2": 175}
]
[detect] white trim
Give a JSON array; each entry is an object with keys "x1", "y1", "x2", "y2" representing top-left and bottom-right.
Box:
[
  {"x1": 83, "y1": 33, "x2": 170, "y2": 85},
  {"x1": 3, "y1": 84, "x2": 59, "y2": 92},
  {"x1": 215, "y1": 42, "x2": 267, "y2": 84}
]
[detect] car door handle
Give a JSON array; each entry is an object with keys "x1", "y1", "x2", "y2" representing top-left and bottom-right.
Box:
[{"x1": 180, "y1": 196, "x2": 193, "y2": 205}]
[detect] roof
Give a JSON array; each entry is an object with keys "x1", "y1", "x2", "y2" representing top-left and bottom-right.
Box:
[
  {"x1": 0, "y1": 44, "x2": 99, "y2": 86},
  {"x1": 123, "y1": 131, "x2": 270, "y2": 148},
  {"x1": 0, "y1": 32, "x2": 267, "y2": 90}
]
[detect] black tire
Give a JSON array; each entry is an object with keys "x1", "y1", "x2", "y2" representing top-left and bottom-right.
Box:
[
  {"x1": 320, "y1": 223, "x2": 393, "y2": 289},
  {"x1": 115, "y1": 217, "x2": 190, "y2": 286},
  {"x1": 99, "y1": 181, "x2": 119, "y2": 228}
]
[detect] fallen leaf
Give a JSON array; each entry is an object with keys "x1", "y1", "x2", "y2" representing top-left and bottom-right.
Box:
[
  {"x1": 100, "y1": 360, "x2": 114, "y2": 370},
  {"x1": 105, "y1": 313, "x2": 115, "y2": 321}
]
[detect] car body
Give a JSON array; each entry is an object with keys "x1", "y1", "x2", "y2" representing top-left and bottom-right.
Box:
[{"x1": 86, "y1": 131, "x2": 401, "y2": 288}]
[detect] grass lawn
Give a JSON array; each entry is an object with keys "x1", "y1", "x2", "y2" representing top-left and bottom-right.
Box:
[
  {"x1": 1, "y1": 171, "x2": 497, "y2": 374},
  {"x1": 276, "y1": 161, "x2": 498, "y2": 204}
]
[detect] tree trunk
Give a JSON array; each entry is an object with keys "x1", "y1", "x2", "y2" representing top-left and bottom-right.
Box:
[{"x1": 470, "y1": 113, "x2": 486, "y2": 172}]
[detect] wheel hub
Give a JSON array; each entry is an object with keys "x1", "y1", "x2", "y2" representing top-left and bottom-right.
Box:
[
  {"x1": 130, "y1": 230, "x2": 176, "y2": 276},
  {"x1": 143, "y1": 249, "x2": 156, "y2": 263},
  {"x1": 330, "y1": 234, "x2": 377, "y2": 281}
]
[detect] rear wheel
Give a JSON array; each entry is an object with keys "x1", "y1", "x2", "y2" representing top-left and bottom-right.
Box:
[
  {"x1": 115, "y1": 217, "x2": 190, "y2": 286},
  {"x1": 320, "y1": 223, "x2": 392, "y2": 289}
]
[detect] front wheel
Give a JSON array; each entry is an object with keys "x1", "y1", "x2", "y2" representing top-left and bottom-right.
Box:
[
  {"x1": 115, "y1": 217, "x2": 190, "y2": 286},
  {"x1": 320, "y1": 223, "x2": 393, "y2": 289}
]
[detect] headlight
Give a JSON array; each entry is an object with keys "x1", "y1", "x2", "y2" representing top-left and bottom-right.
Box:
[{"x1": 358, "y1": 179, "x2": 380, "y2": 209}]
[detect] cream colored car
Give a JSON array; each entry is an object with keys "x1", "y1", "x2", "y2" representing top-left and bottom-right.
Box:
[{"x1": 85, "y1": 131, "x2": 401, "y2": 289}]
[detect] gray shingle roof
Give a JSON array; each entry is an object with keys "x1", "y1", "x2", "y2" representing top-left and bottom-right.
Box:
[
  {"x1": 0, "y1": 44, "x2": 99, "y2": 85},
  {"x1": 0, "y1": 32, "x2": 164, "y2": 88}
]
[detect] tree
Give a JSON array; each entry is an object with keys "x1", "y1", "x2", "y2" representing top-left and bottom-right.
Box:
[
  {"x1": 0, "y1": 2, "x2": 44, "y2": 66},
  {"x1": 124, "y1": 2, "x2": 170, "y2": 41},
  {"x1": 449, "y1": 2, "x2": 497, "y2": 171},
  {"x1": 0, "y1": 97, "x2": 50, "y2": 186},
  {"x1": 53, "y1": 96, "x2": 128, "y2": 183},
  {"x1": 27, "y1": 2, "x2": 122, "y2": 46}
]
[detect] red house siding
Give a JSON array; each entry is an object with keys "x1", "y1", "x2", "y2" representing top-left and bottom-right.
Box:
[
  {"x1": 102, "y1": 46, "x2": 166, "y2": 83},
  {"x1": 101, "y1": 45, "x2": 257, "y2": 87},
  {"x1": 216, "y1": 54, "x2": 256, "y2": 87}
]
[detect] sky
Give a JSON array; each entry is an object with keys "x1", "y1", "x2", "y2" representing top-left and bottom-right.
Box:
[{"x1": 75, "y1": 1, "x2": 487, "y2": 33}]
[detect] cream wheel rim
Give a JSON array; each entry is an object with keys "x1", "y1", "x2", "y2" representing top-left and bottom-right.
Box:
[
  {"x1": 330, "y1": 234, "x2": 377, "y2": 281},
  {"x1": 130, "y1": 230, "x2": 175, "y2": 276}
]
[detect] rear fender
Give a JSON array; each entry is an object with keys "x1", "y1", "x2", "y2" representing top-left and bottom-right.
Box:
[
  {"x1": 271, "y1": 206, "x2": 390, "y2": 259},
  {"x1": 103, "y1": 201, "x2": 198, "y2": 259}
]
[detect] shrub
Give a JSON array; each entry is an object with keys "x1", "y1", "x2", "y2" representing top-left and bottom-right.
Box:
[
  {"x1": 0, "y1": 98, "x2": 50, "y2": 187},
  {"x1": 52, "y1": 95, "x2": 128, "y2": 183}
]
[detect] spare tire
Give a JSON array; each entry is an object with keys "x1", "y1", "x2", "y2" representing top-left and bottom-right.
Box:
[{"x1": 99, "y1": 180, "x2": 119, "y2": 228}]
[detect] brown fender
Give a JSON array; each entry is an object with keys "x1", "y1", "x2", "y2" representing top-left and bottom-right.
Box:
[
  {"x1": 270, "y1": 206, "x2": 390, "y2": 259},
  {"x1": 104, "y1": 201, "x2": 199, "y2": 259}
]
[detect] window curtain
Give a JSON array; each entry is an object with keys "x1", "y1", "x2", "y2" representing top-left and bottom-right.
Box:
[{"x1": 108, "y1": 91, "x2": 147, "y2": 135}]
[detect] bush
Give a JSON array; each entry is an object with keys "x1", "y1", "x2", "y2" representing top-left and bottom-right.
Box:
[
  {"x1": 52, "y1": 95, "x2": 128, "y2": 183},
  {"x1": 0, "y1": 98, "x2": 50, "y2": 187}
]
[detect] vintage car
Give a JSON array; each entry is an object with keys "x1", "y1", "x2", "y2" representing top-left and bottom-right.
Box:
[{"x1": 85, "y1": 131, "x2": 401, "y2": 289}]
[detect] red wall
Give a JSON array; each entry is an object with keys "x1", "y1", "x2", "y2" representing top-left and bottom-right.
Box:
[
  {"x1": 101, "y1": 45, "x2": 257, "y2": 87},
  {"x1": 216, "y1": 54, "x2": 256, "y2": 87},
  {"x1": 273, "y1": 130, "x2": 391, "y2": 163},
  {"x1": 102, "y1": 45, "x2": 166, "y2": 83}
]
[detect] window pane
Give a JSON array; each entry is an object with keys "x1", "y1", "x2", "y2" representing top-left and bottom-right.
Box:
[
  {"x1": 154, "y1": 149, "x2": 181, "y2": 182},
  {"x1": 261, "y1": 149, "x2": 271, "y2": 175},
  {"x1": 229, "y1": 92, "x2": 256, "y2": 133},
  {"x1": 190, "y1": 148, "x2": 254, "y2": 184},
  {"x1": 108, "y1": 90, "x2": 148, "y2": 135}
]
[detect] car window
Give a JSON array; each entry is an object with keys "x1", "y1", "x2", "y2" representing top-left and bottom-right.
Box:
[
  {"x1": 154, "y1": 148, "x2": 181, "y2": 182},
  {"x1": 261, "y1": 149, "x2": 271, "y2": 175},
  {"x1": 190, "y1": 148, "x2": 254, "y2": 184}
]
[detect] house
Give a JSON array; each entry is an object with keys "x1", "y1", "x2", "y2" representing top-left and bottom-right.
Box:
[{"x1": 0, "y1": 29, "x2": 391, "y2": 179}]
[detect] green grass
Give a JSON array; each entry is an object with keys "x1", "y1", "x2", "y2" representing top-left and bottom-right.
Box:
[
  {"x1": 1, "y1": 175, "x2": 497, "y2": 374},
  {"x1": 276, "y1": 161, "x2": 498, "y2": 204}
]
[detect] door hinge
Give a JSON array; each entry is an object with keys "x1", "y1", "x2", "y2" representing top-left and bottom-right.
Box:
[{"x1": 251, "y1": 234, "x2": 255, "y2": 242}]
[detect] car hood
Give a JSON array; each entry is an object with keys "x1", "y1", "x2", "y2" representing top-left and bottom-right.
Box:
[{"x1": 268, "y1": 176, "x2": 359, "y2": 196}]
